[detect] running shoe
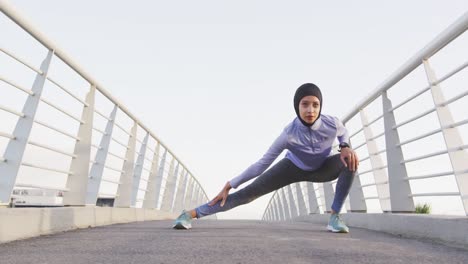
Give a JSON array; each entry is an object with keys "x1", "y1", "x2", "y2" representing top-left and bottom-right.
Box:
[
  {"x1": 173, "y1": 210, "x2": 193, "y2": 230},
  {"x1": 327, "y1": 213, "x2": 349, "y2": 233}
]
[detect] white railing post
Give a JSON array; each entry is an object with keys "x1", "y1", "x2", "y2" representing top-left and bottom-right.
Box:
[
  {"x1": 276, "y1": 194, "x2": 285, "y2": 221},
  {"x1": 287, "y1": 184, "x2": 299, "y2": 218},
  {"x1": 114, "y1": 122, "x2": 137, "y2": 207},
  {"x1": 153, "y1": 149, "x2": 167, "y2": 209},
  {"x1": 84, "y1": 106, "x2": 117, "y2": 205},
  {"x1": 382, "y1": 91, "x2": 415, "y2": 212},
  {"x1": 143, "y1": 143, "x2": 160, "y2": 209},
  {"x1": 346, "y1": 172, "x2": 367, "y2": 212},
  {"x1": 131, "y1": 133, "x2": 149, "y2": 207},
  {"x1": 0, "y1": 50, "x2": 53, "y2": 206},
  {"x1": 360, "y1": 110, "x2": 391, "y2": 212},
  {"x1": 424, "y1": 60, "x2": 468, "y2": 215},
  {"x1": 173, "y1": 169, "x2": 188, "y2": 213},
  {"x1": 280, "y1": 188, "x2": 291, "y2": 220},
  {"x1": 161, "y1": 158, "x2": 176, "y2": 211},
  {"x1": 323, "y1": 182, "x2": 335, "y2": 213},
  {"x1": 197, "y1": 186, "x2": 205, "y2": 208},
  {"x1": 63, "y1": 85, "x2": 96, "y2": 206},
  {"x1": 345, "y1": 128, "x2": 367, "y2": 212},
  {"x1": 306, "y1": 182, "x2": 319, "y2": 214},
  {"x1": 295, "y1": 183, "x2": 308, "y2": 216},
  {"x1": 273, "y1": 197, "x2": 281, "y2": 221},
  {"x1": 184, "y1": 177, "x2": 194, "y2": 210}
]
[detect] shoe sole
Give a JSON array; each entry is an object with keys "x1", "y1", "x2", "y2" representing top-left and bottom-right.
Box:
[
  {"x1": 327, "y1": 225, "x2": 349, "y2": 233},
  {"x1": 173, "y1": 222, "x2": 192, "y2": 230}
]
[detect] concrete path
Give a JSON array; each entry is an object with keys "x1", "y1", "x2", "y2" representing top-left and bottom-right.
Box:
[{"x1": 0, "y1": 220, "x2": 466, "y2": 264}]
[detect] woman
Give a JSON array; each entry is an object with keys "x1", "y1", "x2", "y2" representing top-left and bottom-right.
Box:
[{"x1": 173, "y1": 83, "x2": 359, "y2": 233}]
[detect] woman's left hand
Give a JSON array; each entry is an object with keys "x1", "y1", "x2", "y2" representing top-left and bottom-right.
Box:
[{"x1": 340, "y1": 147, "x2": 359, "y2": 172}]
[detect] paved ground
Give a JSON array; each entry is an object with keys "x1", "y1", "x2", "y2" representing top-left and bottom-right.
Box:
[{"x1": 0, "y1": 220, "x2": 467, "y2": 264}]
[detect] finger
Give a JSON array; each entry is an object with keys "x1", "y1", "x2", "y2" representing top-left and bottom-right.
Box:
[
  {"x1": 221, "y1": 194, "x2": 228, "y2": 207},
  {"x1": 354, "y1": 153, "x2": 359, "y2": 170},
  {"x1": 208, "y1": 196, "x2": 220, "y2": 206},
  {"x1": 340, "y1": 155, "x2": 348, "y2": 167},
  {"x1": 348, "y1": 153, "x2": 355, "y2": 171}
]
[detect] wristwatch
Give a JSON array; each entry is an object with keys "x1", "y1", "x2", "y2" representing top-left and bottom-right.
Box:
[{"x1": 338, "y1": 142, "x2": 350, "y2": 152}]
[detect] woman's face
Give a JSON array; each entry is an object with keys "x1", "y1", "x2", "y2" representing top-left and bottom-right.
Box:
[{"x1": 299, "y1": 95, "x2": 321, "y2": 125}]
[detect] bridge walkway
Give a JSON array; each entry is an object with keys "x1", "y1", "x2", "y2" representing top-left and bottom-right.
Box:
[{"x1": 0, "y1": 220, "x2": 466, "y2": 264}]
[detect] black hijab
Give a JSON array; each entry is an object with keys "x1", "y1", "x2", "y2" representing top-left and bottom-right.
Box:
[{"x1": 293, "y1": 83, "x2": 323, "y2": 127}]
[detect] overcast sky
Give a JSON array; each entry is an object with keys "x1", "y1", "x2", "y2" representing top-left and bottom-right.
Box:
[{"x1": 2, "y1": 0, "x2": 467, "y2": 219}]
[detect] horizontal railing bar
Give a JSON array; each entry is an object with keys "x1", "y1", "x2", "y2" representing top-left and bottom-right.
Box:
[
  {"x1": 100, "y1": 178, "x2": 121, "y2": 185},
  {"x1": 402, "y1": 144, "x2": 468, "y2": 164},
  {"x1": 388, "y1": 85, "x2": 431, "y2": 113},
  {"x1": 21, "y1": 161, "x2": 73, "y2": 175},
  {"x1": 137, "y1": 188, "x2": 148, "y2": 192},
  {"x1": 393, "y1": 107, "x2": 436, "y2": 130},
  {"x1": 139, "y1": 178, "x2": 150, "y2": 183},
  {"x1": 433, "y1": 60, "x2": 468, "y2": 85},
  {"x1": 144, "y1": 156, "x2": 154, "y2": 164},
  {"x1": 357, "y1": 165, "x2": 388, "y2": 175},
  {"x1": 28, "y1": 140, "x2": 76, "y2": 158},
  {"x1": 398, "y1": 118, "x2": 468, "y2": 148},
  {"x1": 404, "y1": 171, "x2": 454, "y2": 181},
  {"x1": 361, "y1": 180, "x2": 389, "y2": 188},
  {"x1": 439, "y1": 89, "x2": 468, "y2": 107},
  {"x1": 34, "y1": 119, "x2": 80, "y2": 141},
  {"x1": 409, "y1": 192, "x2": 460, "y2": 197},
  {"x1": 370, "y1": 149, "x2": 387, "y2": 156},
  {"x1": 40, "y1": 97, "x2": 84, "y2": 124},
  {"x1": 363, "y1": 196, "x2": 380, "y2": 200},
  {"x1": 107, "y1": 151, "x2": 126, "y2": 161},
  {"x1": 448, "y1": 118, "x2": 468, "y2": 129},
  {"x1": 145, "y1": 145, "x2": 155, "y2": 154},
  {"x1": 14, "y1": 183, "x2": 69, "y2": 192},
  {"x1": 135, "y1": 137, "x2": 144, "y2": 145},
  {"x1": 97, "y1": 192, "x2": 117, "y2": 197},
  {"x1": 91, "y1": 144, "x2": 103, "y2": 150},
  {"x1": 349, "y1": 127, "x2": 364, "y2": 139},
  {"x1": 111, "y1": 137, "x2": 129, "y2": 149},
  {"x1": 353, "y1": 141, "x2": 367, "y2": 151},
  {"x1": 0, "y1": 76, "x2": 34, "y2": 95},
  {"x1": 361, "y1": 182, "x2": 376, "y2": 188},
  {"x1": 46, "y1": 76, "x2": 89, "y2": 106},
  {"x1": 0, "y1": 131, "x2": 15, "y2": 139},
  {"x1": 94, "y1": 109, "x2": 112, "y2": 121},
  {"x1": 114, "y1": 122, "x2": 132, "y2": 137},
  {"x1": 0, "y1": 104, "x2": 25, "y2": 117},
  {"x1": 359, "y1": 156, "x2": 371, "y2": 162},
  {"x1": 401, "y1": 149, "x2": 446, "y2": 164},
  {"x1": 0, "y1": 47, "x2": 43, "y2": 74},
  {"x1": 367, "y1": 131, "x2": 385, "y2": 142},
  {"x1": 397, "y1": 127, "x2": 441, "y2": 147},
  {"x1": 103, "y1": 164, "x2": 125, "y2": 174},
  {"x1": 365, "y1": 114, "x2": 384, "y2": 128},
  {"x1": 92, "y1": 127, "x2": 107, "y2": 135}
]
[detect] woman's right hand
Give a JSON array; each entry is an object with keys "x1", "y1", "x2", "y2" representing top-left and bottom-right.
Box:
[{"x1": 208, "y1": 182, "x2": 232, "y2": 207}]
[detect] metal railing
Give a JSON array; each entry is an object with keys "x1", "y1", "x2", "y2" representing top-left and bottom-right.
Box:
[
  {"x1": 0, "y1": 0, "x2": 213, "y2": 218},
  {"x1": 263, "y1": 11, "x2": 468, "y2": 220}
]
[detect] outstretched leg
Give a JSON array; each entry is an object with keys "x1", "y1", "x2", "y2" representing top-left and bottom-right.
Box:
[{"x1": 195, "y1": 158, "x2": 304, "y2": 218}]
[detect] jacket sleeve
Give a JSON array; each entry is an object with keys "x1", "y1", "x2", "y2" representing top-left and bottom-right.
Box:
[
  {"x1": 334, "y1": 116, "x2": 350, "y2": 145},
  {"x1": 229, "y1": 130, "x2": 288, "y2": 189}
]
